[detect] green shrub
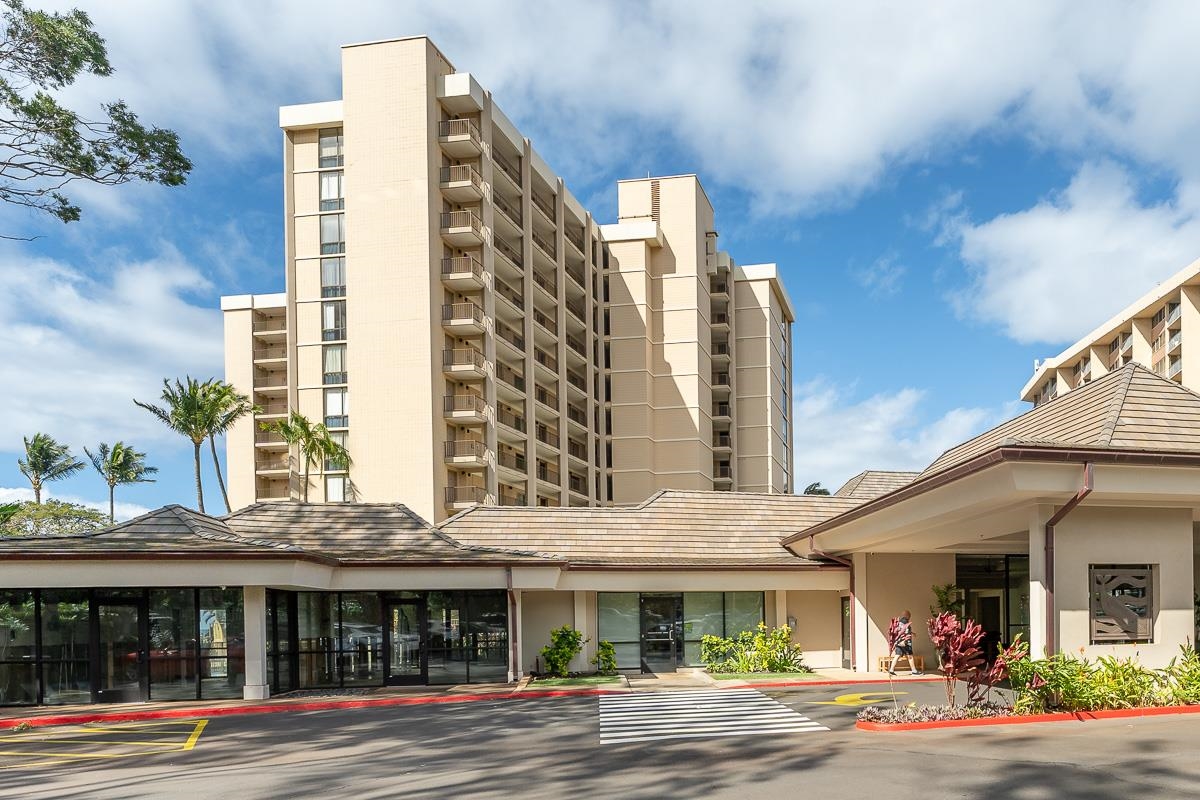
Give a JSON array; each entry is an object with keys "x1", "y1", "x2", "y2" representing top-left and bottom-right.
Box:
[
  {"x1": 1007, "y1": 651, "x2": 1169, "y2": 714},
  {"x1": 593, "y1": 640, "x2": 618, "y2": 675},
  {"x1": 539, "y1": 626, "x2": 586, "y2": 678},
  {"x1": 700, "y1": 623, "x2": 809, "y2": 674},
  {"x1": 1163, "y1": 645, "x2": 1200, "y2": 705}
]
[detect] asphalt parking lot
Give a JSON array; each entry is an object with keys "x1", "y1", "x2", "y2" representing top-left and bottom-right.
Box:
[{"x1": 2, "y1": 681, "x2": 1198, "y2": 799}]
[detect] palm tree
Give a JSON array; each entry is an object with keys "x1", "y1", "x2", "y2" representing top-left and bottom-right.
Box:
[
  {"x1": 803, "y1": 482, "x2": 831, "y2": 496},
  {"x1": 18, "y1": 433, "x2": 85, "y2": 504},
  {"x1": 135, "y1": 377, "x2": 214, "y2": 513},
  {"x1": 205, "y1": 380, "x2": 258, "y2": 513},
  {"x1": 85, "y1": 442, "x2": 158, "y2": 523},
  {"x1": 262, "y1": 411, "x2": 351, "y2": 502}
]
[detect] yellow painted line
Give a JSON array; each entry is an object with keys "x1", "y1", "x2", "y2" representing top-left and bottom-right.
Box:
[
  {"x1": 182, "y1": 720, "x2": 207, "y2": 751},
  {"x1": 0, "y1": 747, "x2": 184, "y2": 760},
  {"x1": 0, "y1": 737, "x2": 198, "y2": 747},
  {"x1": 809, "y1": 691, "x2": 908, "y2": 707}
]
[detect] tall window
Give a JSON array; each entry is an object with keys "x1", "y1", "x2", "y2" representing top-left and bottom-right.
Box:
[
  {"x1": 323, "y1": 344, "x2": 347, "y2": 385},
  {"x1": 324, "y1": 388, "x2": 348, "y2": 428},
  {"x1": 318, "y1": 127, "x2": 343, "y2": 168},
  {"x1": 320, "y1": 170, "x2": 344, "y2": 211},
  {"x1": 321, "y1": 301, "x2": 346, "y2": 341},
  {"x1": 324, "y1": 430, "x2": 348, "y2": 472},
  {"x1": 321, "y1": 257, "x2": 346, "y2": 298},
  {"x1": 320, "y1": 214, "x2": 345, "y2": 255},
  {"x1": 325, "y1": 475, "x2": 347, "y2": 502}
]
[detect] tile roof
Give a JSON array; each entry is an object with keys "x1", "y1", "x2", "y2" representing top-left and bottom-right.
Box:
[
  {"x1": 833, "y1": 471, "x2": 921, "y2": 500},
  {"x1": 440, "y1": 490, "x2": 861, "y2": 566},
  {"x1": 921, "y1": 364, "x2": 1200, "y2": 477}
]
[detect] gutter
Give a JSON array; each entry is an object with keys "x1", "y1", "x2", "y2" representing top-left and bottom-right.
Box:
[
  {"x1": 1043, "y1": 462, "x2": 1093, "y2": 656},
  {"x1": 809, "y1": 537, "x2": 856, "y2": 671}
]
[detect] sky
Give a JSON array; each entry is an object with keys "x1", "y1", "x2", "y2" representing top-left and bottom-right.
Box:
[{"x1": 5, "y1": 1, "x2": 1200, "y2": 518}]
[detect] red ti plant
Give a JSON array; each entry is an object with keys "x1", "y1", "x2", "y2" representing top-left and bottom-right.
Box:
[
  {"x1": 927, "y1": 612, "x2": 985, "y2": 706},
  {"x1": 886, "y1": 617, "x2": 902, "y2": 653},
  {"x1": 968, "y1": 634, "x2": 1030, "y2": 705}
]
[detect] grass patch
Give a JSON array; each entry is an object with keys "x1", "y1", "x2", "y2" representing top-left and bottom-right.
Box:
[
  {"x1": 529, "y1": 675, "x2": 624, "y2": 688},
  {"x1": 708, "y1": 672, "x2": 822, "y2": 682}
]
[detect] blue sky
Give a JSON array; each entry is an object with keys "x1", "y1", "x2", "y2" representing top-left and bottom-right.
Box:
[{"x1": 5, "y1": 2, "x2": 1200, "y2": 518}]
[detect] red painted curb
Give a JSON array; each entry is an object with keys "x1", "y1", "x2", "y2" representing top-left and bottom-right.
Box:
[
  {"x1": 856, "y1": 703, "x2": 1200, "y2": 732},
  {"x1": 0, "y1": 687, "x2": 624, "y2": 731}
]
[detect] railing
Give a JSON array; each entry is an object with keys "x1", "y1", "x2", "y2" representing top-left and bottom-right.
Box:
[
  {"x1": 567, "y1": 405, "x2": 586, "y2": 426},
  {"x1": 532, "y1": 228, "x2": 556, "y2": 259},
  {"x1": 441, "y1": 255, "x2": 484, "y2": 280},
  {"x1": 493, "y1": 151, "x2": 521, "y2": 185},
  {"x1": 253, "y1": 345, "x2": 287, "y2": 360},
  {"x1": 713, "y1": 372, "x2": 730, "y2": 386},
  {"x1": 493, "y1": 192, "x2": 522, "y2": 226},
  {"x1": 716, "y1": 464, "x2": 732, "y2": 479},
  {"x1": 567, "y1": 439, "x2": 587, "y2": 460},
  {"x1": 445, "y1": 485, "x2": 485, "y2": 505},
  {"x1": 565, "y1": 261, "x2": 585, "y2": 288},
  {"x1": 710, "y1": 279, "x2": 728, "y2": 294},
  {"x1": 253, "y1": 317, "x2": 287, "y2": 333},
  {"x1": 566, "y1": 297, "x2": 585, "y2": 322},
  {"x1": 444, "y1": 394, "x2": 486, "y2": 414},
  {"x1": 496, "y1": 321, "x2": 525, "y2": 352},
  {"x1": 713, "y1": 342, "x2": 730, "y2": 356},
  {"x1": 494, "y1": 277, "x2": 525, "y2": 311},
  {"x1": 532, "y1": 193, "x2": 555, "y2": 222},
  {"x1": 444, "y1": 440, "x2": 485, "y2": 460},
  {"x1": 439, "y1": 118, "x2": 481, "y2": 145},
  {"x1": 532, "y1": 270, "x2": 556, "y2": 296},
  {"x1": 254, "y1": 372, "x2": 288, "y2": 388},
  {"x1": 1169, "y1": 331, "x2": 1183, "y2": 351},
  {"x1": 712, "y1": 312, "x2": 729, "y2": 325},
  {"x1": 496, "y1": 406, "x2": 526, "y2": 432},
  {"x1": 533, "y1": 307, "x2": 558, "y2": 334},
  {"x1": 440, "y1": 164, "x2": 481, "y2": 189},
  {"x1": 440, "y1": 210, "x2": 482, "y2": 235},
  {"x1": 1170, "y1": 359, "x2": 1183, "y2": 378},
  {"x1": 534, "y1": 347, "x2": 558, "y2": 372},
  {"x1": 536, "y1": 426, "x2": 560, "y2": 448},
  {"x1": 537, "y1": 461, "x2": 560, "y2": 485},
  {"x1": 255, "y1": 430, "x2": 286, "y2": 445},
  {"x1": 566, "y1": 370, "x2": 586, "y2": 392},
  {"x1": 498, "y1": 488, "x2": 526, "y2": 506},
  {"x1": 495, "y1": 361, "x2": 525, "y2": 391},
  {"x1": 255, "y1": 456, "x2": 289, "y2": 471},
  {"x1": 568, "y1": 473, "x2": 587, "y2": 494},
  {"x1": 714, "y1": 433, "x2": 732, "y2": 448},
  {"x1": 443, "y1": 348, "x2": 486, "y2": 370},
  {"x1": 442, "y1": 302, "x2": 485, "y2": 325},
  {"x1": 535, "y1": 385, "x2": 558, "y2": 409},
  {"x1": 713, "y1": 403, "x2": 731, "y2": 417},
  {"x1": 1169, "y1": 304, "x2": 1182, "y2": 326},
  {"x1": 566, "y1": 333, "x2": 585, "y2": 357},
  {"x1": 256, "y1": 401, "x2": 289, "y2": 416},
  {"x1": 566, "y1": 228, "x2": 585, "y2": 254},
  {"x1": 497, "y1": 449, "x2": 526, "y2": 471},
  {"x1": 494, "y1": 236, "x2": 524, "y2": 268}
]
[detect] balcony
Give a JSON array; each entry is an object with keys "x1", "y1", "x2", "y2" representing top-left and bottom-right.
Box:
[
  {"x1": 712, "y1": 372, "x2": 731, "y2": 387},
  {"x1": 495, "y1": 361, "x2": 526, "y2": 395},
  {"x1": 442, "y1": 347, "x2": 487, "y2": 380},
  {"x1": 442, "y1": 301, "x2": 485, "y2": 336},
  {"x1": 444, "y1": 439, "x2": 487, "y2": 469},
  {"x1": 532, "y1": 307, "x2": 558, "y2": 336},
  {"x1": 440, "y1": 210, "x2": 484, "y2": 247},
  {"x1": 496, "y1": 321, "x2": 525, "y2": 354},
  {"x1": 1170, "y1": 358, "x2": 1183, "y2": 379},
  {"x1": 255, "y1": 455, "x2": 290, "y2": 475},
  {"x1": 534, "y1": 346, "x2": 558, "y2": 374},
  {"x1": 440, "y1": 164, "x2": 483, "y2": 202},
  {"x1": 712, "y1": 403, "x2": 731, "y2": 420},
  {"x1": 568, "y1": 473, "x2": 587, "y2": 496},
  {"x1": 536, "y1": 460, "x2": 560, "y2": 486},
  {"x1": 443, "y1": 394, "x2": 487, "y2": 425},
  {"x1": 536, "y1": 425, "x2": 560, "y2": 449},
  {"x1": 532, "y1": 229, "x2": 556, "y2": 260},
  {"x1": 441, "y1": 255, "x2": 485, "y2": 291},
  {"x1": 254, "y1": 429, "x2": 288, "y2": 450},
  {"x1": 566, "y1": 333, "x2": 586, "y2": 359},
  {"x1": 445, "y1": 484, "x2": 485, "y2": 509},
  {"x1": 535, "y1": 385, "x2": 558, "y2": 410},
  {"x1": 1169, "y1": 331, "x2": 1183, "y2": 354},
  {"x1": 532, "y1": 270, "x2": 557, "y2": 298},
  {"x1": 714, "y1": 464, "x2": 733, "y2": 483},
  {"x1": 253, "y1": 371, "x2": 288, "y2": 394},
  {"x1": 566, "y1": 405, "x2": 587, "y2": 429},
  {"x1": 532, "y1": 192, "x2": 555, "y2": 224},
  {"x1": 566, "y1": 297, "x2": 586, "y2": 323},
  {"x1": 252, "y1": 316, "x2": 287, "y2": 340},
  {"x1": 496, "y1": 448, "x2": 527, "y2": 476},
  {"x1": 711, "y1": 312, "x2": 730, "y2": 328},
  {"x1": 496, "y1": 406, "x2": 526, "y2": 440},
  {"x1": 567, "y1": 438, "x2": 587, "y2": 462},
  {"x1": 493, "y1": 151, "x2": 521, "y2": 187},
  {"x1": 494, "y1": 277, "x2": 525, "y2": 314},
  {"x1": 566, "y1": 228, "x2": 585, "y2": 255},
  {"x1": 713, "y1": 433, "x2": 732, "y2": 451},
  {"x1": 712, "y1": 341, "x2": 730, "y2": 359},
  {"x1": 710, "y1": 279, "x2": 729, "y2": 295},
  {"x1": 566, "y1": 369, "x2": 587, "y2": 393},
  {"x1": 493, "y1": 192, "x2": 522, "y2": 228},
  {"x1": 498, "y1": 486, "x2": 527, "y2": 507},
  {"x1": 494, "y1": 236, "x2": 524, "y2": 270},
  {"x1": 438, "y1": 118, "x2": 482, "y2": 157},
  {"x1": 565, "y1": 261, "x2": 585, "y2": 291},
  {"x1": 253, "y1": 344, "x2": 287, "y2": 362},
  {"x1": 256, "y1": 400, "x2": 289, "y2": 419}
]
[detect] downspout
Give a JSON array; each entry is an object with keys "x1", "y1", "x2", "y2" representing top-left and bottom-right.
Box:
[
  {"x1": 507, "y1": 567, "x2": 519, "y2": 682},
  {"x1": 809, "y1": 536, "x2": 855, "y2": 670},
  {"x1": 1044, "y1": 462, "x2": 1093, "y2": 655}
]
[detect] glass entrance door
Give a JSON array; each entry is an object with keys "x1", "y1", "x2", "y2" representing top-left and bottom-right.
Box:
[
  {"x1": 384, "y1": 600, "x2": 426, "y2": 685},
  {"x1": 640, "y1": 594, "x2": 683, "y2": 673},
  {"x1": 95, "y1": 601, "x2": 148, "y2": 703}
]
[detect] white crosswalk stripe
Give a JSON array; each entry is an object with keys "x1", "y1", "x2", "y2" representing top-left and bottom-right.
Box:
[{"x1": 598, "y1": 688, "x2": 828, "y2": 744}]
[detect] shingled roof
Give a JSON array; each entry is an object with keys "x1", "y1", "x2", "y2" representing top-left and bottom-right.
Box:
[
  {"x1": 922, "y1": 363, "x2": 1200, "y2": 477},
  {"x1": 834, "y1": 470, "x2": 920, "y2": 500},
  {"x1": 440, "y1": 490, "x2": 861, "y2": 567}
]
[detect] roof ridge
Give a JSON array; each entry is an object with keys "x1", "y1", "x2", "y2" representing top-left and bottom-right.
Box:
[{"x1": 1097, "y1": 363, "x2": 1139, "y2": 445}]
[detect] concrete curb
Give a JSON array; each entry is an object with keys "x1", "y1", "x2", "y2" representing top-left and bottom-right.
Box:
[
  {"x1": 715, "y1": 676, "x2": 943, "y2": 689},
  {"x1": 856, "y1": 703, "x2": 1200, "y2": 732}
]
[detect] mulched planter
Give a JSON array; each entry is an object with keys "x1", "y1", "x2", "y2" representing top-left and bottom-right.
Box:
[{"x1": 857, "y1": 704, "x2": 1200, "y2": 732}]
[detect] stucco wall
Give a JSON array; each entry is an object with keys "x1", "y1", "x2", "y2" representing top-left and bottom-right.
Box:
[
  {"x1": 786, "y1": 591, "x2": 845, "y2": 669},
  {"x1": 860, "y1": 553, "x2": 956, "y2": 670},
  {"x1": 520, "y1": 590, "x2": 575, "y2": 675},
  {"x1": 1055, "y1": 506, "x2": 1194, "y2": 668}
]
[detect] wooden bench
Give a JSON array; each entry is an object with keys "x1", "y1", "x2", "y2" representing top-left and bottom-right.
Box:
[{"x1": 878, "y1": 655, "x2": 925, "y2": 672}]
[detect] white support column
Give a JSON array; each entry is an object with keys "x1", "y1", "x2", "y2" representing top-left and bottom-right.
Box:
[
  {"x1": 774, "y1": 590, "x2": 788, "y2": 633},
  {"x1": 509, "y1": 589, "x2": 523, "y2": 681},
  {"x1": 242, "y1": 586, "x2": 269, "y2": 701},
  {"x1": 573, "y1": 591, "x2": 593, "y2": 672},
  {"x1": 852, "y1": 552, "x2": 870, "y2": 672},
  {"x1": 1028, "y1": 505, "x2": 1052, "y2": 659}
]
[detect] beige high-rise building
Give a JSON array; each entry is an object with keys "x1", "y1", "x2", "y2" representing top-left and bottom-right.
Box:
[
  {"x1": 1021, "y1": 257, "x2": 1200, "y2": 406},
  {"x1": 222, "y1": 36, "x2": 795, "y2": 521}
]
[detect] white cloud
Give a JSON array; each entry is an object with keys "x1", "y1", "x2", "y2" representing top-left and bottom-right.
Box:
[
  {"x1": 0, "y1": 487, "x2": 151, "y2": 522},
  {"x1": 944, "y1": 161, "x2": 1200, "y2": 344},
  {"x1": 0, "y1": 244, "x2": 223, "y2": 453},
  {"x1": 853, "y1": 254, "x2": 907, "y2": 297},
  {"x1": 792, "y1": 379, "x2": 1003, "y2": 491}
]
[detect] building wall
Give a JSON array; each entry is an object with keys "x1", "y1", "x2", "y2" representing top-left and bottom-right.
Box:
[
  {"x1": 734, "y1": 270, "x2": 793, "y2": 493},
  {"x1": 786, "y1": 590, "x2": 846, "y2": 669},
  {"x1": 520, "y1": 589, "x2": 575, "y2": 675},
  {"x1": 855, "y1": 553, "x2": 956, "y2": 671},
  {"x1": 1054, "y1": 506, "x2": 1194, "y2": 668}
]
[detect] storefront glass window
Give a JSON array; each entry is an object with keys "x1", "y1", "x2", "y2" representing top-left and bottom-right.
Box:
[
  {"x1": 340, "y1": 593, "x2": 383, "y2": 686},
  {"x1": 597, "y1": 592, "x2": 640, "y2": 669},
  {"x1": 40, "y1": 590, "x2": 90, "y2": 705},
  {"x1": 0, "y1": 590, "x2": 37, "y2": 705},
  {"x1": 199, "y1": 588, "x2": 245, "y2": 698},
  {"x1": 149, "y1": 589, "x2": 197, "y2": 700}
]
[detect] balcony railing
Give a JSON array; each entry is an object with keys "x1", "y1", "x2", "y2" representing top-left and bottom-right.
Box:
[
  {"x1": 568, "y1": 473, "x2": 587, "y2": 494},
  {"x1": 713, "y1": 403, "x2": 731, "y2": 417},
  {"x1": 536, "y1": 461, "x2": 560, "y2": 484},
  {"x1": 496, "y1": 321, "x2": 525, "y2": 352},
  {"x1": 712, "y1": 312, "x2": 729, "y2": 325},
  {"x1": 566, "y1": 297, "x2": 585, "y2": 322},
  {"x1": 440, "y1": 164, "x2": 481, "y2": 190},
  {"x1": 494, "y1": 277, "x2": 525, "y2": 310},
  {"x1": 566, "y1": 228, "x2": 585, "y2": 254},
  {"x1": 254, "y1": 372, "x2": 288, "y2": 388},
  {"x1": 442, "y1": 302, "x2": 485, "y2": 324},
  {"x1": 496, "y1": 362, "x2": 525, "y2": 391},
  {"x1": 533, "y1": 307, "x2": 558, "y2": 334},
  {"x1": 567, "y1": 439, "x2": 587, "y2": 460},
  {"x1": 443, "y1": 347, "x2": 486, "y2": 370},
  {"x1": 532, "y1": 229, "x2": 556, "y2": 259},
  {"x1": 1170, "y1": 359, "x2": 1183, "y2": 378},
  {"x1": 498, "y1": 487, "x2": 526, "y2": 507},
  {"x1": 710, "y1": 279, "x2": 729, "y2": 294},
  {"x1": 712, "y1": 372, "x2": 730, "y2": 387},
  {"x1": 493, "y1": 151, "x2": 521, "y2": 185},
  {"x1": 535, "y1": 386, "x2": 558, "y2": 409},
  {"x1": 497, "y1": 449, "x2": 526, "y2": 471},
  {"x1": 438, "y1": 118, "x2": 481, "y2": 146},
  {"x1": 497, "y1": 406, "x2": 526, "y2": 432},
  {"x1": 494, "y1": 236, "x2": 524, "y2": 268},
  {"x1": 532, "y1": 193, "x2": 555, "y2": 222},
  {"x1": 441, "y1": 255, "x2": 484, "y2": 280},
  {"x1": 713, "y1": 342, "x2": 730, "y2": 356},
  {"x1": 253, "y1": 344, "x2": 287, "y2": 360},
  {"x1": 714, "y1": 433, "x2": 732, "y2": 448},
  {"x1": 253, "y1": 317, "x2": 287, "y2": 333},
  {"x1": 566, "y1": 370, "x2": 586, "y2": 392},
  {"x1": 256, "y1": 401, "x2": 289, "y2": 416},
  {"x1": 532, "y1": 270, "x2": 556, "y2": 297},
  {"x1": 493, "y1": 192, "x2": 522, "y2": 226},
  {"x1": 565, "y1": 261, "x2": 585, "y2": 289},
  {"x1": 566, "y1": 333, "x2": 586, "y2": 357},
  {"x1": 536, "y1": 426, "x2": 560, "y2": 448},
  {"x1": 255, "y1": 430, "x2": 287, "y2": 445},
  {"x1": 444, "y1": 394, "x2": 486, "y2": 414},
  {"x1": 566, "y1": 405, "x2": 586, "y2": 426},
  {"x1": 440, "y1": 210, "x2": 483, "y2": 235},
  {"x1": 255, "y1": 456, "x2": 289, "y2": 471},
  {"x1": 445, "y1": 485, "x2": 485, "y2": 505},
  {"x1": 716, "y1": 464, "x2": 732, "y2": 479},
  {"x1": 444, "y1": 439, "x2": 485, "y2": 460},
  {"x1": 534, "y1": 347, "x2": 558, "y2": 372}
]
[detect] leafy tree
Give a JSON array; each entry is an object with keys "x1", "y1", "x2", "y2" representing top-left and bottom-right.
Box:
[
  {"x1": 135, "y1": 377, "x2": 213, "y2": 513},
  {"x1": 930, "y1": 583, "x2": 965, "y2": 619},
  {"x1": 84, "y1": 441, "x2": 157, "y2": 523},
  {"x1": 262, "y1": 411, "x2": 351, "y2": 503},
  {"x1": 0, "y1": 498, "x2": 105, "y2": 536},
  {"x1": 17, "y1": 432, "x2": 83, "y2": 503},
  {"x1": 0, "y1": 0, "x2": 190, "y2": 232},
  {"x1": 803, "y1": 481, "x2": 831, "y2": 496},
  {"x1": 205, "y1": 381, "x2": 257, "y2": 513}
]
